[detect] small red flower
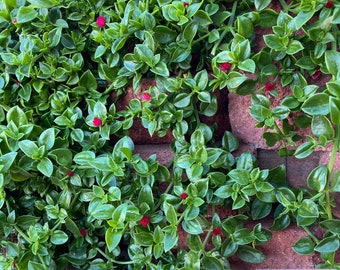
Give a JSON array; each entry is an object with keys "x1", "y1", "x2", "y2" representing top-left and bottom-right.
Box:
[
  {"x1": 67, "y1": 171, "x2": 74, "y2": 177},
  {"x1": 180, "y1": 192, "x2": 188, "y2": 200},
  {"x1": 264, "y1": 82, "x2": 276, "y2": 92},
  {"x1": 13, "y1": 18, "x2": 17, "y2": 24},
  {"x1": 183, "y1": 2, "x2": 189, "y2": 7},
  {"x1": 15, "y1": 80, "x2": 20, "y2": 85},
  {"x1": 311, "y1": 69, "x2": 321, "y2": 80},
  {"x1": 3, "y1": 248, "x2": 6, "y2": 256},
  {"x1": 212, "y1": 228, "x2": 223, "y2": 236},
  {"x1": 220, "y1": 62, "x2": 232, "y2": 72},
  {"x1": 141, "y1": 93, "x2": 151, "y2": 101},
  {"x1": 80, "y1": 228, "x2": 87, "y2": 237},
  {"x1": 93, "y1": 117, "x2": 102, "y2": 127},
  {"x1": 96, "y1": 16, "x2": 106, "y2": 28},
  {"x1": 140, "y1": 216, "x2": 150, "y2": 227},
  {"x1": 325, "y1": 1, "x2": 334, "y2": 8}
]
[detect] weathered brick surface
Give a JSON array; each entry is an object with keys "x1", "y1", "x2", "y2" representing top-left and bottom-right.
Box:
[
  {"x1": 135, "y1": 144, "x2": 174, "y2": 166},
  {"x1": 229, "y1": 223, "x2": 320, "y2": 270}
]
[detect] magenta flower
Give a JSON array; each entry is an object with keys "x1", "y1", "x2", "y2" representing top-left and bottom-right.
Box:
[
  {"x1": 180, "y1": 192, "x2": 188, "y2": 200},
  {"x1": 141, "y1": 93, "x2": 151, "y2": 101},
  {"x1": 13, "y1": 18, "x2": 17, "y2": 24},
  {"x1": 220, "y1": 62, "x2": 232, "y2": 72},
  {"x1": 311, "y1": 68, "x2": 321, "y2": 80},
  {"x1": 212, "y1": 228, "x2": 223, "y2": 236},
  {"x1": 264, "y1": 82, "x2": 275, "y2": 92},
  {"x1": 67, "y1": 171, "x2": 74, "y2": 177},
  {"x1": 140, "y1": 216, "x2": 150, "y2": 227},
  {"x1": 183, "y1": 2, "x2": 189, "y2": 7},
  {"x1": 325, "y1": 1, "x2": 334, "y2": 8},
  {"x1": 93, "y1": 117, "x2": 102, "y2": 127},
  {"x1": 96, "y1": 16, "x2": 106, "y2": 28},
  {"x1": 80, "y1": 229, "x2": 87, "y2": 237}
]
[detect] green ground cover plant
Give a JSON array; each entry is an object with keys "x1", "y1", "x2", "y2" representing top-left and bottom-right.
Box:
[{"x1": 0, "y1": 0, "x2": 340, "y2": 269}]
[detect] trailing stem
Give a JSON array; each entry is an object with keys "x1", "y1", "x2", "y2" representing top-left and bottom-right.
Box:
[{"x1": 325, "y1": 124, "x2": 340, "y2": 220}]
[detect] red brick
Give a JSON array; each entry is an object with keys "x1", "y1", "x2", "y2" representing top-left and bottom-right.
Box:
[
  {"x1": 230, "y1": 223, "x2": 319, "y2": 270},
  {"x1": 134, "y1": 144, "x2": 174, "y2": 166}
]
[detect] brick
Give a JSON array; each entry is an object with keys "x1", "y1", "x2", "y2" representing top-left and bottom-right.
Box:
[
  {"x1": 135, "y1": 144, "x2": 174, "y2": 166},
  {"x1": 228, "y1": 93, "x2": 268, "y2": 148},
  {"x1": 229, "y1": 223, "x2": 319, "y2": 270}
]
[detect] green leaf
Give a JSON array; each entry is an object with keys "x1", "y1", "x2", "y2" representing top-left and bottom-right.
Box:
[
  {"x1": 28, "y1": 261, "x2": 46, "y2": 270},
  {"x1": 330, "y1": 97, "x2": 340, "y2": 124},
  {"x1": 255, "y1": 0, "x2": 271, "y2": 11},
  {"x1": 294, "y1": 141, "x2": 315, "y2": 159},
  {"x1": 314, "y1": 236, "x2": 340, "y2": 253},
  {"x1": 264, "y1": 34, "x2": 285, "y2": 51},
  {"x1": 37, "y1": 157, "x2": 53, "y2": 177},
  {"x1": 251, "y1": 199, "x2": 272, "y2": 220},
  {"x1": 237, "y1": 246, "x2": 265, "y2": 263},
  {"x1": 202, "y1": 255, "x2": 224, "y2": 270},
  {"x1": 297, "y1": 199, "x2": 319, "y2": 226},
  {"x1": 193, "y1": 10, "x2": 213, "y2": 26},
  {"x1": 79, "y1": 70, "x2": 97, "y2": 91},
  {"x1": 301, "y1": 93, "x2": 329, "y2": 116},
  {"x1": 17, "y1": 6, "x2": 38, "y2": 23},
  {"x1": 48, "y1": 149, "x2": 72, "y2": 166},
  {"x1": 106, "y1": 228, "x2": 122, "y2": 252},
  {"x1": 182, "y1": 219, "x2": 203, "y2": 235},
  {"x1": 320, "y1": 219, "x2": 340, "y2": 234},
  {"x1": 18, "y1": 140, "x2": 39, "y2": 159},
  {"x1": 7, "y1": 106, "x2": 28, "y2": 126},
  {"x1": 173, "y1": 93, "x2": 191, "y2": 108},
  {"x1": 0, "y1": 152, "x2": 17, "y2": 173},
  {"x1": 287, "y1": 40, "x2": 304, "y2": 55},
  {"x1": 331, "y1": 170, "x2": 340, "y2": 192},
  {"x1": 307, "y1": 165, "x2": 328, "y2": 192},
  {"x1": 163, "y1": 202, "x2": 177, "y2": 224},
  {"x1": 154, "y1": 26, "x2": 177, "y2": 43},
  {"x1": 51, "y1": 230, "x2": 68, "y2": 245},
  {"x1": 311, "y1": 115, "x2": 334, "y2": 139},
  {"x1": 38, "y1": 128, "x2": 55, "y2": 150},
  {"x1": 138, "y1": 185, "x2": 154, "y2": 210},
  {"x1": 164, "y1": 226, "x2": 178, "y2": 252},
  {"x1": 325, "y1": 50, "x2": 340, "y2": 76},
  {"x1": 238, "y1": 59, "x2": 256, "y2": 73},
  {"x1": 183, "y1": 22, "x2": 198, "y2": 42},
  {"x1": 293, "y1": 237, "x2": 315, "y2": 255},
  {"x1": 228, "y1": 169, "x2": 250, "y2": 185},
  {"x1": 27, "y1": 0, "x2": 61, "y2": 8}
]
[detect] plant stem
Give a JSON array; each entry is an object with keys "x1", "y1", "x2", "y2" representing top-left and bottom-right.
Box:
[
  {"x1": 302, "y1": 226, "x2": 319, "y2": 244},
  {"x1": 211, "y1": 0, "x2": 238, "y2": 55},
  {"x1": 278, "y1": 0, "x2": 289, "y2": 11},
  {"x1": 96, "y1": 247, "x2": 135, "y2": 264},
  {"x1": 14, "y1": 225, "x2": 31, "y2": 244},
  {"x1": 325, "y1": 124, "x2": 340, "y2": 220}
]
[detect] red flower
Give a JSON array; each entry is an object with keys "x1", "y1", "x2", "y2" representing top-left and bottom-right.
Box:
[
  {"x1": 67, "y1": 171, "x2": 74, "y2": 177},
  {"x1": 220, "y1": 62, "x2": 232, "y2": 72},
  {"x1": 80, "y1": 228, "x2": 87, "y2": 237},
  {"x1": 3, "y1": 248, "x2": 6, "y2": 256},
  {"x1": 325, "y1": 1, "x2": 334, "y2": 8},
  {"x1": 183, "y1": 2, "x2": 189, "y2": 7},
  {"x1": 141, "y1": 93, "x2": 151, "y2": 101},
  {"x1": 311, "y1": 69, "x2": 321, "y2": 80},
  {"x1": 264, "y1": 82, "x2": 275, "y2": 92},
  {"x1": 212, "y1": 228, "x2": 223, "y2": 236},
  {"x1": 13, "y1": 18, "x2": 17, "y2": 24},
  {"x1": 93, "y1": 117, "x2": 102, "y2": 127},
  {"x1": 140, "y1": 216, "x2": 150, "y2": 227},
  {"x1": 180, "y1": 192, "x2": 188, "y2": 200},
  {"x1": 96, "y1": 16, "x2": 106, "y2": 28},
  {"x1": 15, "y1": 80, "x2": 20, "y2": 85}
]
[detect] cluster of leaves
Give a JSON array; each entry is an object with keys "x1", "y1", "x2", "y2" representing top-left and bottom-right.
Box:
[
  {"x1": 247, "y1": 1, "x2": 340, "y2": 269},
  {"x1": 0, "y1": 0, "x2": 340, "y2": 269}
]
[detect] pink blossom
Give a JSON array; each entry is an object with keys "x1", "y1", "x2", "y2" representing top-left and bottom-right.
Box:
[
  {"x1": 141, "y1": 93, "x2": 151, "y2": 101},
  {"x1": 212, "y1": 228, "x2": 223, "y2": 236},
  {"x1": 140, "y1": 216, "x2": 150, "y2": 227},
  {"x1": 80, "y1": 229, "x2": 87, "y2": 237},
  {"x1": 96, "y1": 16, "x2": 106, "y2": 28},
  {"x1": 325, "y1": 1, "x2": 334, "y2": 8},
  {"x1": 180, "y1": 193, "x2": 188, "y2": 200},
  {"x1": 13, "y1": 18, "x2": 17, "y2": 24},
  {"x1": 264, "y1": 82, "x2": 275, "y2": 92},
  {"x1": 183, "y1": 2, "x2": 189, "y2": 7},
  {"x1": 93, "y1": 117, "x2": 102, "y2": 127},
  {"x1": 67, "y1": 171, "x2": 74, "y2": 177},
  {"x1": 220, "y1": 62, "x2": 232, "y2": 72}
]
